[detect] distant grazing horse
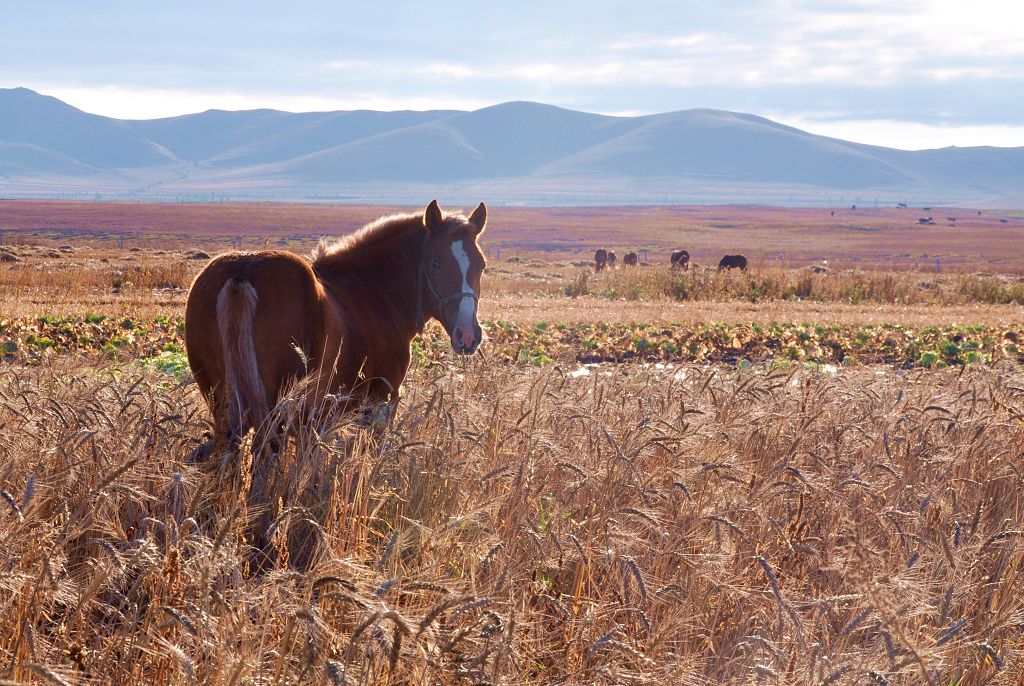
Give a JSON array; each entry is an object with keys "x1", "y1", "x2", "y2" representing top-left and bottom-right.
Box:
[
  {"x1": 670, "y1": 250, "x2": 690, "y2": 270},
  {"x1": 718, "y1": 254, "x2": 748, "y2": 271},
  {"x1": 186, "y1": 200, "x2": 487, "y2": 562},
  {"x1": 607, "y1": 250, "x2": 617, "y2": 268},
  {"x1": 623, "y1": 252, "x2": 639, "y2": 266},
  {"x1": 594, "y1": 248, "x2": 609, "y2": 272}
]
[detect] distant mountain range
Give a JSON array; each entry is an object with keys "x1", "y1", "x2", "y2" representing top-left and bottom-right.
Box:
[{"x1": 1, "y1": 87, "x2": 1022, "y2": 206}]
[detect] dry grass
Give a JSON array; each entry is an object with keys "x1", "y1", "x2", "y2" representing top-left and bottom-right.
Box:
[
  {"x1": 0, "y1": 245, "x2": 195, "y2": 320},
  {"x1": 560, "y1": 265, "x2": 1024, "y2": 306},
  {"x1": 3, "y1": 245, "x2": 1024, "y2": 324},
  {"x1": 481, "y1": 295, "x2": 1024, "y2": 327},
  {"x1": 1, "y1": 356, "x2": 1021, "y2": 684}
]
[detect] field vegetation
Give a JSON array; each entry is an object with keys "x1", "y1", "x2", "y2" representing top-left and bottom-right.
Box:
[
  {"x1": 2, "y1": 242, "x2": 1024, "y2": 320},
  {"x1": 0, "y1": 201, "x2": 1022, "y2": 684},
  {"x1": 3, "y1": 312, "x2": 1023, "y2": 370},
  {"x1": 1, "y1": 356, "x2": 1021, "y2": 684},
  {"x1": 558, "y1": 265, "x2": 1024, "y2": 306}
]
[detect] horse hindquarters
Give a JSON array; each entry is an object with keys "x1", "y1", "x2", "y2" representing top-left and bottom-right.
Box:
[{"x1": 186, "y1": 252, "x2": 324, "y2": 450}]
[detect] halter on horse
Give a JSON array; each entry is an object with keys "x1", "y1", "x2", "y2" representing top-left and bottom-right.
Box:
[{"x1": 416, "y1": 229, "x2": 481, "y2": 353}]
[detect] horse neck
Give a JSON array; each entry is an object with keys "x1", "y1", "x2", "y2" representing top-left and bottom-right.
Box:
[{"x1": 318, "y1": 230, "x2": 425, "y2": 339}]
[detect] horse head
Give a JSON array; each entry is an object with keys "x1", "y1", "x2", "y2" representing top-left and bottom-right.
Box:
[{"x1": 421, "y1": 199, "x2": 487, "y2": 354}]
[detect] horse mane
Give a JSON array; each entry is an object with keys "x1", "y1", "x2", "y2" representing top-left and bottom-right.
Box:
[
  {"x1": 311, "y1": 212, "x2": 421, "y2": 266},
  {"x1": 311, "y1": 209, "x2": 477, "y2": 271}
]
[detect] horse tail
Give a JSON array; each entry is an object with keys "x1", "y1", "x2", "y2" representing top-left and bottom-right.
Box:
[{"x1": 216, "y1": 278, "x2": 270, "y2": 442}]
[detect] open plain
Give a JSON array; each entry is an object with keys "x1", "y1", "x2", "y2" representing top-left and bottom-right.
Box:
[{"x1": 1, "y1": 201, "x2": 1022, "y2": 685}]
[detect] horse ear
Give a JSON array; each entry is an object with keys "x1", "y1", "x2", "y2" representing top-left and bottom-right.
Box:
[
  {"x1": 468, "y1": 202, "x2": 487, "y2": 234},
  {"x1": 424, "y1": 199, "x2": 443, "y2": 233}
]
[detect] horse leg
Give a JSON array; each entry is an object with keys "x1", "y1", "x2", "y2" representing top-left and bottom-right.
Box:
[
  {"x1": 244, "y1": 390, "x2": 290, "y2": 574},
  {"x1": 185, "y1": 375, "x2": 224, "y2": 465},
  {"x1": 185, "y1": 435, "x2": 215, "y2": 464},
  {"x1": 187, "y1": 388, "x2": 243, "y2": 480},
  {"x1": 241, "y1": 439, "x2": 279, "y2": 573}
]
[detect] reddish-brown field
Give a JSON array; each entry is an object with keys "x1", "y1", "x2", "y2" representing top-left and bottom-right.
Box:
[{"x1": 2, "y1": 200, "x2": 1024, "y2": 271}]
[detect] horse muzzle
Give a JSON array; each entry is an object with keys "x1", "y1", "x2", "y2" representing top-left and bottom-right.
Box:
[{"x1": 451, "y1": 320, "x2": 482, "y2": 355}]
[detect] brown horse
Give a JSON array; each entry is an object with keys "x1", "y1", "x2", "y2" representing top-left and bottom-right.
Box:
[
  {"x1": 670, "y1": 250, "x2": 690, "y2": 270},
  {"x1": 186, "y1": 200, "x2": 486, "y2": 561},
  {"x1": 607, "y1": 250, "x2": 617, "y2": 268},
  {"x1": 187, "y1": 199, "x2": 486, "y2": 444},
  {"x1": 594, "y1": 248, "x2": 609, "y2": 272},
  {"x1": 623, "y1": 252, "x2": 639, "y2": 266},
  {"x1": 718, "y1": 254, "x2": 748, "y2": 271}
]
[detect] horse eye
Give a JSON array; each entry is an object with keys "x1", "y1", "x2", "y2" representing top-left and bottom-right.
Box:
[{"x1": 432, "y1": 259, "x2": 440, "y2": 269}]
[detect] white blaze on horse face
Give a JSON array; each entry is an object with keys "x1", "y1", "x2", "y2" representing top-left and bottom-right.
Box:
[{"x1": 450, "y1": 239, "x2": 478, "y2": 347}]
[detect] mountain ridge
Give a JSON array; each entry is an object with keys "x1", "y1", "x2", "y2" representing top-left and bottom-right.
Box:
[{"x1": 1, "y1": 88, "x2": 1021, "y2": 206}]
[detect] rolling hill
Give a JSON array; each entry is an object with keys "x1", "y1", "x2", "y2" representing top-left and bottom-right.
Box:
[{"x1": 0, "y1": 87, "x2": 1021, "y2": 206}]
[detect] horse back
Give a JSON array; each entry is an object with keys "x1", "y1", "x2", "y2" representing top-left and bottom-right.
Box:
[{"x1": 186, "y1": 251, "x2": 338, "y2": 419}]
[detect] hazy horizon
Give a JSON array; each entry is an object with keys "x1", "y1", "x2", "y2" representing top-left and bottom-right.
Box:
[
  {"x1": 2, "y1": 1, "x2": 1023, "y2": 151},
  {"x1": 7, "y1": 87, "x2": 1024, "y2": 155}
]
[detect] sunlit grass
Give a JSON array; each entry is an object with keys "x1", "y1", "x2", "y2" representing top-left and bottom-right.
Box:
[{"x1": 0, "y1": 356, "x2": 1020, "y2": 683}]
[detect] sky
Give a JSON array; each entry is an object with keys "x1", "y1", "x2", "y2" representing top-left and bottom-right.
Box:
[{"x1": 2, "y1": 0, "x2": 1023, "y2": 150}]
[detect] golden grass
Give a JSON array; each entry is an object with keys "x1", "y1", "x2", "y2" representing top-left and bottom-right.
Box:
[
  {"x1": 1, "y1": 356, "x2": 1021, "y2": 683},
  {"x1": 481, "y1": 295, "x2": 1024, "y2": 327},
  {"x1": 3, "y1": 246, "x2": 1024, "y2": 324},
  {"x1": 561, "y1": 264, "x2": 1024, "y2": 306}
]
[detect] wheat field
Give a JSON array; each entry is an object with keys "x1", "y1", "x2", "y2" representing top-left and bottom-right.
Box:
[
  {"x1": 1, "y1": 352, "x2": 1021, "y2": 684},
  {"x1": 1, "y1": 214, "x2": 1023, "y2": 684}
]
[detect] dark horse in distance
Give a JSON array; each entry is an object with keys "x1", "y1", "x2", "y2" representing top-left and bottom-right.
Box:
[
  {"x1": 718, "y1": 254, "x2": 748, "y2": 271},
  {"x1": 185, "y1": 200, "x2": 487, "y2": 562},
  {"x1": 670, "y1": 250, "x2": 690, "y2": 270}
]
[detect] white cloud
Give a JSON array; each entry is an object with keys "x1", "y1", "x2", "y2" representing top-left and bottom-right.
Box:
[
  {"x1": 775, "y1": 0, "x2": 1024, "y2": 63},
  {"x1": 577, "y1": 1, "x2": 1024, "y2": 89},
  {"x1": 29, "y1": 84, "x2": 493, "y2": 119},
  {"x1": 321, "y1": 60, "x2": 376, "y2": 71},
  {"x1": 606, "y1": 33, "x2": 709, "y2": 51},
  {"x1": 410, "y1": 63, "x2": 483, "y2": 79},
  {"x1": 769, "y1": 114, "x2": 1024, "y2": 149}
]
